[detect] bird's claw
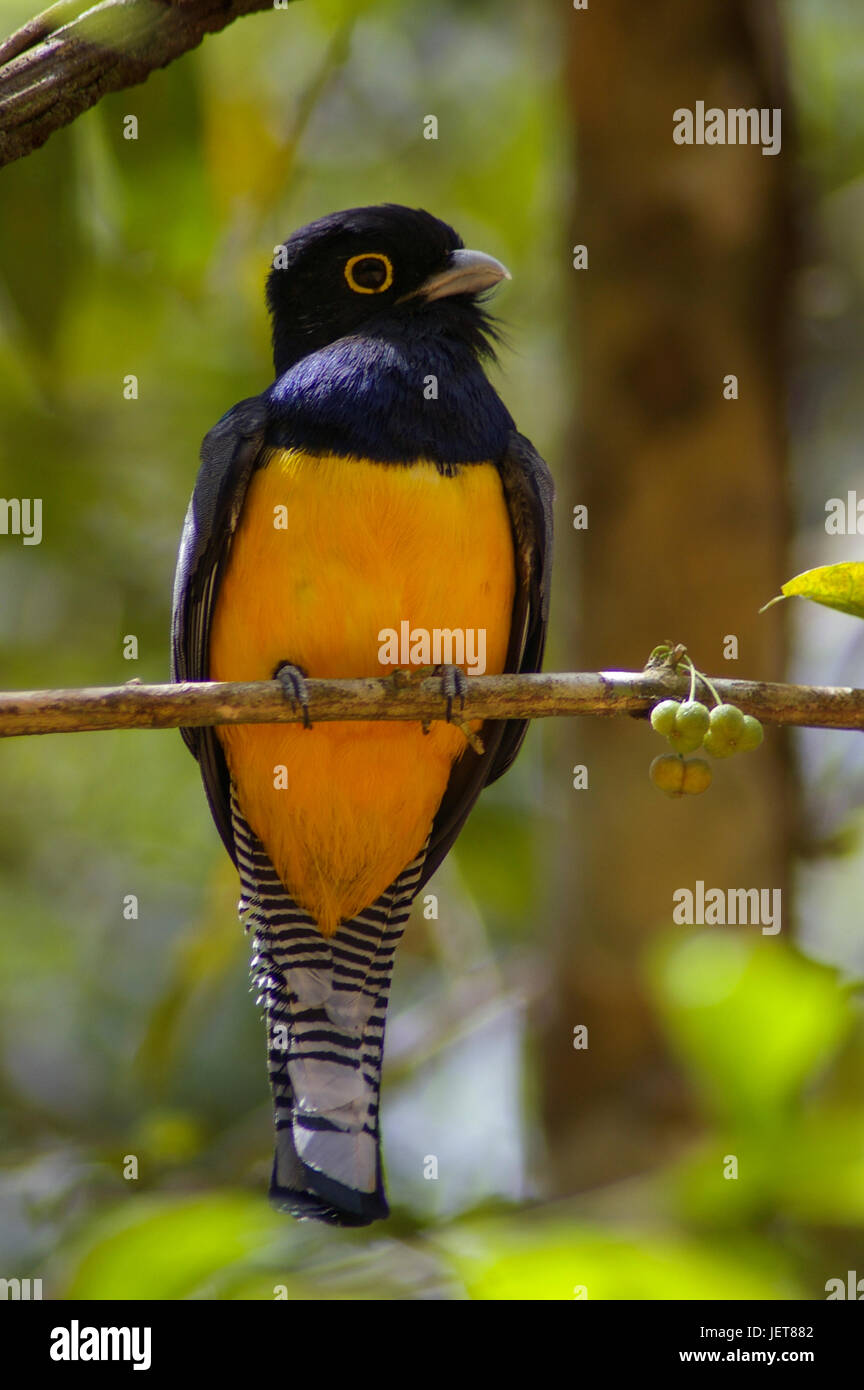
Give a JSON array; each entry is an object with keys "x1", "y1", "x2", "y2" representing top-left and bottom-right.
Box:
[
  {"x1": 435, "y1": 664, "x2": 468, "y2": 723},
  {"x1": 274, "y1": 662, "x2": 311, "y2": 729}
]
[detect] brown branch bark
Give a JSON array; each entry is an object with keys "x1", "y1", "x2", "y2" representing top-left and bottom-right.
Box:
[
  {"x1": 1, "y1": 670, "x2": 863, "y2": 738},
  {"x1": 0, "y1": 0, "x2": 281, "y2": 167}
]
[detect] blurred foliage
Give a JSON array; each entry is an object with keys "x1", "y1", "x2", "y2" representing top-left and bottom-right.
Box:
[
  {"x1": 33, "y1": 930, "x2": 860, "y2": 1301},
  {"x1": 0, "y1": 0, "x2": 862, "y2": 1299}
]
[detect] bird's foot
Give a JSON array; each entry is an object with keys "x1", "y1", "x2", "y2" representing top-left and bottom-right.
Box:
[
  {"x1": 435, "y1": 666, "x2": 486, "y2": 753},
  {"x1": 273, "y1": 662, "x2": 311, "y2": 729},
  {"x1": 391, "y1": 664, "x2": 482, "y2": 751},
  {"x1": 434, "y1": 664, "x2": 468, "y2": 723}
]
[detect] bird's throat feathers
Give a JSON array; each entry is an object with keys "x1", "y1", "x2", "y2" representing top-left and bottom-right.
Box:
[{"x1": 266, "y1": 320, "x2": 513, "y2": 466}]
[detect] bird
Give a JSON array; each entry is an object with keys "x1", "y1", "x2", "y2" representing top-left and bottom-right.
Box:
[{"x1": 171, "y1": 204, "x2": 553, "y2": 1226}]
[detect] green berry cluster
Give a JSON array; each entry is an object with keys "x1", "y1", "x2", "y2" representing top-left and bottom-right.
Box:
[{"x1": 647, "y1": 657, "x2": 763, "y2": 798}]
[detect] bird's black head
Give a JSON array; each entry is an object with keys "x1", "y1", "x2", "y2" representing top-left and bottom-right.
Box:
[{"x1": 266, "y1": 204, "x2": 509, "y2": 377}]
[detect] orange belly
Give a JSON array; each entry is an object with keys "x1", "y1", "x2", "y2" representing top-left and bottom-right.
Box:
[{"x1": 208, "y1": 447, "x2": 515, "y2": 934}]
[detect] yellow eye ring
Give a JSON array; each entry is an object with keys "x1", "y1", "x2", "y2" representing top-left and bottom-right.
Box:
[{"x1": 344, "y1": 252, "x2": 394, "y2": 294}]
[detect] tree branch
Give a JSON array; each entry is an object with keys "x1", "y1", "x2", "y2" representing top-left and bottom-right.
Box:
[
  {"x1": 0, "y1": 0, "x2": 281, "y2": 167},
  {"x1": 1, "y1": 670, "x2": 863, "y2": 738}
]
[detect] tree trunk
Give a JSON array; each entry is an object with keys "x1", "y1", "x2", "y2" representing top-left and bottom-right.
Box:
[{"x1": 540, "y1": 0, "x2": 795, "y2": 1191}]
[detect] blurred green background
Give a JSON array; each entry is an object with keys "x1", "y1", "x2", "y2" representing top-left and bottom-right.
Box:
[{"x1": 0, "y1": 0, "x2": 862, "y2": 1300}]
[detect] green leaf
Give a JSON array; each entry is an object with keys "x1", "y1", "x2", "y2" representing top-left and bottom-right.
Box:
[
  {"x1": 760, "y1": 562, "x2": 864, "y2": 619},
  {"x1": 777, "y1": 1107, "x2": 864, "y2": 1224},
  {"x1": 61, "y1": 1193, "x2": 278, "y2": 1300},
  {"x1": 649, "y1": 934, "x2": 852, "y2": 1129},
  {"x1": 438, "y1": 1220, "x2": 799, "y2": 1300}
]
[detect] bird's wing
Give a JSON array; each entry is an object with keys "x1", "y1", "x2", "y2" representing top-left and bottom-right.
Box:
[
  {"x1": 170, "y1": 395, "x2": 269, "y2": 863},
  {"x1": 488, "y1": 430, "x2": 554, "y2": 780},
  {"x1": 417, "y1": 430, "x2": 554, "y2": 890}
]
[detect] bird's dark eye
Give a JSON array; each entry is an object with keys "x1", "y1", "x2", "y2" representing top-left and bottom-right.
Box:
[{"x1": 344, "y1": 253, "x2": 393, "y2": 294}]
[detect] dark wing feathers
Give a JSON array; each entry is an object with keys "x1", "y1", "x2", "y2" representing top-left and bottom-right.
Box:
[
  {"x1": 172, "y1": 411, "x2": 553, "y2": 893},
  {"x1": 171, "y1": 396, "x2": 269, "y2": 861},
  {"x1": 488, "y1": 430, "x2": 554, "y2": 781}
]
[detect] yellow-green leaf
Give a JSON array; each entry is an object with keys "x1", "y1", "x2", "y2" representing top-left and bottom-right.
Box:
[{"x1": 760, "y1": 562, "x2": 864, "y2": 619}]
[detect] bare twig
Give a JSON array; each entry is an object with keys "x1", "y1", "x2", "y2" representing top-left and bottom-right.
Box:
[
  {"x1": 0, "y1": 0, "x2": 283, "y2": 167},
  {"x1": 0, "y1": 670, "x2": 863, "y2": 739}
]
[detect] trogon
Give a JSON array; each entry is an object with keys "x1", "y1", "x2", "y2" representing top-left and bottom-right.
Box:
[{"x1": 171, "y1": 204, "x2": 553, "y2": 1226}]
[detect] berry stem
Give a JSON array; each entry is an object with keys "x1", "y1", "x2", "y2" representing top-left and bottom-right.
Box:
[
  {"x1": 683, "y1": 656, "x2": 722, "y2": 707},
  {"x1": 698, "y1": 670, "x2": 723, "y2": 707},
  {"x1": 687, "y1": 660, "x2": 697, "y2": 704}
]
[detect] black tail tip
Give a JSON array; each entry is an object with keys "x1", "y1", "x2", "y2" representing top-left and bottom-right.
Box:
[{"x1": 269, "y1": 1159, "x2": 389, "y2": 1227}]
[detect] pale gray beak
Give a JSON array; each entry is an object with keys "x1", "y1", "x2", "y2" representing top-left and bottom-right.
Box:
[{"x1": 406, "y1": 248, "x2": 511, "y2": 303}]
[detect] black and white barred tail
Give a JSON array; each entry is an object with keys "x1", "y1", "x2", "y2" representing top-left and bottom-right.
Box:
[{"x1": 230, "y1": 792, "x2": 425, "y2": 1226}]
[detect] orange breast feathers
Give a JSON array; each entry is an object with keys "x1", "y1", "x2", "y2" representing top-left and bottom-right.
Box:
[{"x1": 208, "y1": 447, "x2": 516, "y2": 935}]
